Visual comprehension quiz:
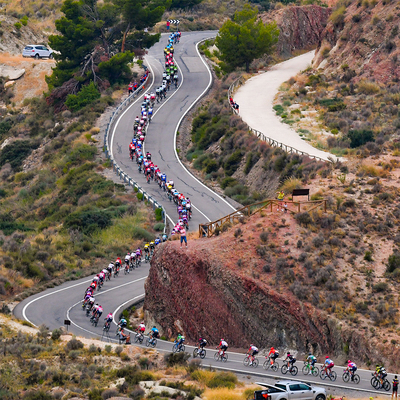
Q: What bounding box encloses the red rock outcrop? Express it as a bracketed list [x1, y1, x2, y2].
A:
[262, 6, 332, 57]
[144, 212, 400, 368]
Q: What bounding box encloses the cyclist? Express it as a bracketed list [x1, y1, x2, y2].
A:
[197, 337, 207, 355]
[162, 233, 168, 242]
[107, 262, 114, 277]
[124, 252, 130, 267]
[306, 352, 317, 374]
[176, 333, 185, 350]
[324, 356, 334, 376]
[118, 318, 127, 329]
[377, 365, 388, 385]
[217, 338, 228, 357]
[150, 241, 155, 254]
[144, 243, 150, 259]
[247, 344, 259, 366]
[347, 360, 357, 381]
[136, 321, 145, 339]
[115, 257, 122, 269]
[135, 247, 142, 259]
[104, 312, 113, 330]
[285, 352, 296, 371]
[267, 347, 279, 365]
[150, 326, 159, 340]
[148, 107, 153, 122]
[155, 237, 161, 245]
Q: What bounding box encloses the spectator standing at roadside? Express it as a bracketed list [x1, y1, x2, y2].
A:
[179, 226, 187, 248]
[128, 82, 133, 95]
[166, 20, 170, 30]
[276, 190, 285, 212]
[393, 376, 399, 399]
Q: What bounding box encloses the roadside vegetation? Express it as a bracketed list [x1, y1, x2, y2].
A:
[0, 317, 255, 400]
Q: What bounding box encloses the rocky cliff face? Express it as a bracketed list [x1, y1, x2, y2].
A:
[262, 6, 332, 57]
[144, 212, 400, 368]
[313, 0, 400, 83]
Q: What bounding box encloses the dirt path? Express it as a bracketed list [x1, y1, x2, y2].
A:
[234, 51, 339, 162]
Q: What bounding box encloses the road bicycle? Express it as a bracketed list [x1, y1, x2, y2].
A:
[320, 366, 337, 381]
[263, 356, 279, 371]
[281, 362, 298, 376]
[214, 350, 228, 362]
[145, 253, 150, 263]
[371, 372, 391, 391]
[103, 321, 111, 332]
[136, 257, 141, 268]
[172, 340, 185, 353]
[90, 314, 99, 327]
[243, 354, 259, 368]
[145, 336, 157, 348]
[134, 332, 144, 344]
[302, 361, 319, 377]
[124, 264, 130, 275]
[342, 368, 360, 384]
[192, 347, 206, 359]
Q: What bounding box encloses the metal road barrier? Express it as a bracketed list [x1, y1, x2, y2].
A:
[102, 68, 167, 231]
[227, 77, 333, 164]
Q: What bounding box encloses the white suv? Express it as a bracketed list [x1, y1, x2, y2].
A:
[253, 381, 326, 400]
[22, 45, 53, 59]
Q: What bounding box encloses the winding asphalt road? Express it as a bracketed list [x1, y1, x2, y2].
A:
[13, 33, 390, 396]
[110, 30, 236, 228]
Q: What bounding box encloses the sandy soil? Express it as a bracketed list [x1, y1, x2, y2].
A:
[0, 53, 55, 104]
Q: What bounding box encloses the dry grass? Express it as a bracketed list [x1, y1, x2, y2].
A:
[357, 163, 385, 177]
[203, 388, 247, 400]
[280, 177, 302, 193]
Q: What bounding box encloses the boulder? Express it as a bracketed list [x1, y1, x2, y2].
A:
[0, 65, 25, 80]
[4, 80, 15, 88]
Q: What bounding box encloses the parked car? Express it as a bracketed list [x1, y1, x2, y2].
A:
[22, 45, 53, 59]
[251, 381, 327, 400]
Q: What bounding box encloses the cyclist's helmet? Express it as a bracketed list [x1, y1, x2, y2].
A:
[221, 339, 224, 341]
[141, 321, 145, 324]
[309, 352, 312, 355]
[326, 356, 329, 359]
[271, 347, 274, 350]
[250, 344, 253, 346]
[348, 360, 351, 363]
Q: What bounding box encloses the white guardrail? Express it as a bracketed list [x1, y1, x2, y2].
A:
[103, 67, 167, 231]
[228, 77, 330, 163]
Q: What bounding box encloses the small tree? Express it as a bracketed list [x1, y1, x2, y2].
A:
[215, 4, 279, 72]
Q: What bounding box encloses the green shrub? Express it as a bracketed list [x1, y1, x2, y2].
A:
[51, 329, 61, 340]
[132, 226, 154, 242]
[329, 6, 346, 27]
[164, 352, 190, 367]
[66, 144, 97, 165]
[64, 208, 112, 235]
[14, 22, 22, 30]
[387, 252, 400, 273]
[23, 390, 52, 400]
[273, 104, 284, 115]
[221, 177, 238, 189]
[65, 82, 101, 112]
[347, 129, 374, 148]
[98, 52, 134, 85]
[208, 372, 237, 389]
[20, 16, 28, 26]
[0, 140, 35, 170]
[372, 282, 388, 292]
[155, 207, 163, 221]
[153, 223, 165, 231]
[224, 150, 243, 176]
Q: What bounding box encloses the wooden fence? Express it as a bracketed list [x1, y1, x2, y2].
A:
[198, 198, 327, 238]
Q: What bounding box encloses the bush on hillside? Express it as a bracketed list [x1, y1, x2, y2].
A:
[65, 82, 101, 112]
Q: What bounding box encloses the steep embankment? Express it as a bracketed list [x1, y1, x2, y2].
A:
[261, 5, 331, 57]
[313, 0, 400, 82]
[144, 206, 400, 368]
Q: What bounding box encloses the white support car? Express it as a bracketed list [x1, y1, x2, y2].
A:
[252, 381, 327, 400]
[22, 45, 53, 59]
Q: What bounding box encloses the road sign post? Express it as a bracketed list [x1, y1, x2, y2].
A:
[64, 319, 71, 332]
